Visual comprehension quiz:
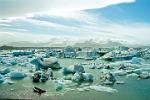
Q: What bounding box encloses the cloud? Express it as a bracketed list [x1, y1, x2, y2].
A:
[0, 31, 53, 45]
[1, 0, 150, 45]
[0, 0, 135, 18]
[0, 10, 150, 45]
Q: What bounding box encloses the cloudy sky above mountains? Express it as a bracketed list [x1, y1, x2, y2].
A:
[0, 0, 150, 46]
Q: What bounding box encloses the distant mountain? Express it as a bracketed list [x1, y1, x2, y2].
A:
[4, 39, 124, 48]
[2, 39, 150, 48]
[6, 40, 70, 47]
[0, 45, 15, 50]
[73, 40, 123, 48]
[6, 41, 47, 47]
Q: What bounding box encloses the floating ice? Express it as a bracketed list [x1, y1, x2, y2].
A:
[89, 63, 96, 69]
[55, 80, 65, 91]
[72, 72, 82, 82]
[12, 51, 33, 57]
[82, 73, 94, 82]
[0, 74, 4, 83]
[63, 46, 76, 58]
[138, 71, 150, 79]
[127, 73, 139, 78]
[31, 57, 61, 70]
[63, 64, 85, 74]
[0, 68, 10, 75]
[113, 70, 127, 76]
[100, 72, 116, 85]
[9, 71, 26, 79]
[72, 72, 94, 82]
[131, 57, 142, 64]
[89, 85, 118, 93]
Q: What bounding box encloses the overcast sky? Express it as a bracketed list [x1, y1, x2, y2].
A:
[0, 0, 150, 45]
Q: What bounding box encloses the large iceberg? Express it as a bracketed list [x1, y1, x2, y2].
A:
[102, 47, 137, 61]
[30, 57, 61, 70]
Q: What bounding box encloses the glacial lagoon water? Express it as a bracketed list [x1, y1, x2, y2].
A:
[0, 58, 150, 100]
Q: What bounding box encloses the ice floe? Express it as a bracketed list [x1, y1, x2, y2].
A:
[89, 85, 118, 93]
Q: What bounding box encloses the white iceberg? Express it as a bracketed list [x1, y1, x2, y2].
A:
[72, 72, 94, 82]
[89, 85, 118, 93]
[127, 73, 139, 78]
[72, 72, 82, 82]
[113, 70, 127, 76]
[31, 57, 61, 70]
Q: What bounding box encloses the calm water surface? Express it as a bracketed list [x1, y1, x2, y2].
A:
[0, 58, 150, 100]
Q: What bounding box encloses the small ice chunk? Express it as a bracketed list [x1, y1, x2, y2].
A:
[127, 73, 139, 78]
[116, 81, 125, 84]
[0, 74, 4, 83]
[131, 57, 142, 64]
[0, 68, 10, 74]
[113, 70, 127, 76]
[72, 72, 82, 82]
[82, 73, 94, 82]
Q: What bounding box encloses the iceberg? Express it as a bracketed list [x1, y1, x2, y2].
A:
[113, 70, 127, 76]
[30, 57, 61, 70]
[0, 68, 10, 75]
[102, 48, 137, 61]
[100, 72, 116, 85]
[63, 64, 85, 74]
[89, 63, 96, 69]
[47, 68, 53, 78]
[32, 69, 52, 83]
[12, 51, 33, 57]
[72, 72, 82, 82]
[32, 71, 41, 83]
[76, 50, 97, 60]
[0, 57, 16, 66]
[0, 74, 4, 83]
[127, 73, 139, 78]
[138, 72, 150, 79]
[130, 57, 142, 64]
[89, 85, 118, 93]
[72, 72, 94, 82]
[55, 80, 65, 91]
[63, 46, 76, 58]
[82, 73, 94, 82]
[9, 71, 26, 79]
